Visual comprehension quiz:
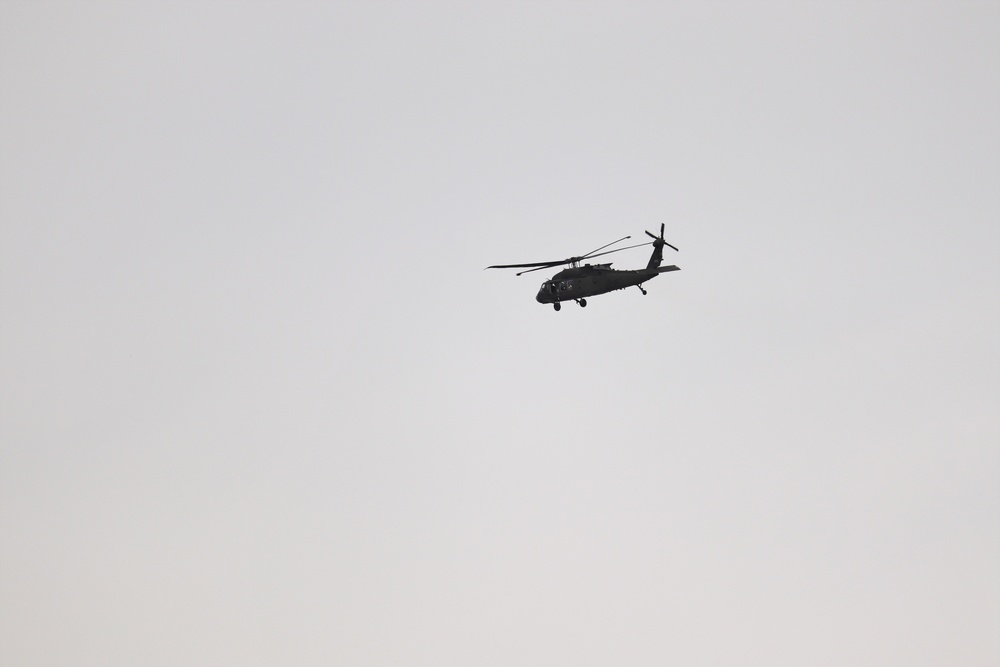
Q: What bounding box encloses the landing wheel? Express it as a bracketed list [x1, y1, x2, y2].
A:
[553, 303, 561, 312]
[578, 299, 587, 307]
[638, 286, 647, 296]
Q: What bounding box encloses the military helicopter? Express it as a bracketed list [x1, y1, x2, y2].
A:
[487, 224, 680, 311]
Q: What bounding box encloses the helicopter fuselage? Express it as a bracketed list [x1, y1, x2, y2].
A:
[536, 263, 679, 304]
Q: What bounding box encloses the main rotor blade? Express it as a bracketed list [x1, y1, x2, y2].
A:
[487, 232, 667, 275]
[581, 236, 631, 260]
[515, 264, 563, 276]
[486, 236, 632, 272]
[513, 241, 653, 274]
[486, 259, 569, 270]
[583, 241, 653, 261]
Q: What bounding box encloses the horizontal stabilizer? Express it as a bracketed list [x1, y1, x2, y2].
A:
[657, 265, 680, 273]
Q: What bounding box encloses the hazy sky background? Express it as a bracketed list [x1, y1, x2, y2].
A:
[2, 2, 998, 665]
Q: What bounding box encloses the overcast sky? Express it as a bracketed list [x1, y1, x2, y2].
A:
[1, 2, 998, 666]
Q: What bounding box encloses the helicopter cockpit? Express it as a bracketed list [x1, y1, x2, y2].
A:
[536, 280, 569, 303]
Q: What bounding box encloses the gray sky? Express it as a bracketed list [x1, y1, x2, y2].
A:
[2, 2, 998, 665]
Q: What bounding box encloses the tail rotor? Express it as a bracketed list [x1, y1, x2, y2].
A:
[644, 223, 679, 252]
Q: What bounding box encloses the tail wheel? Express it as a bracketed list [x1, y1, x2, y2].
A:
[553, 303, 561, 312]
[578, 299, 587, 307]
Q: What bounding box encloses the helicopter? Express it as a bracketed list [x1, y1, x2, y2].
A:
[487, 224, 680, 311]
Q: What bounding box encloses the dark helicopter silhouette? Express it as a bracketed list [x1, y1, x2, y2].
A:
[487, 224, 679, 311]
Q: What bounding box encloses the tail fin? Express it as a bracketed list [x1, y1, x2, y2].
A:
[646, 240, 665, 269]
